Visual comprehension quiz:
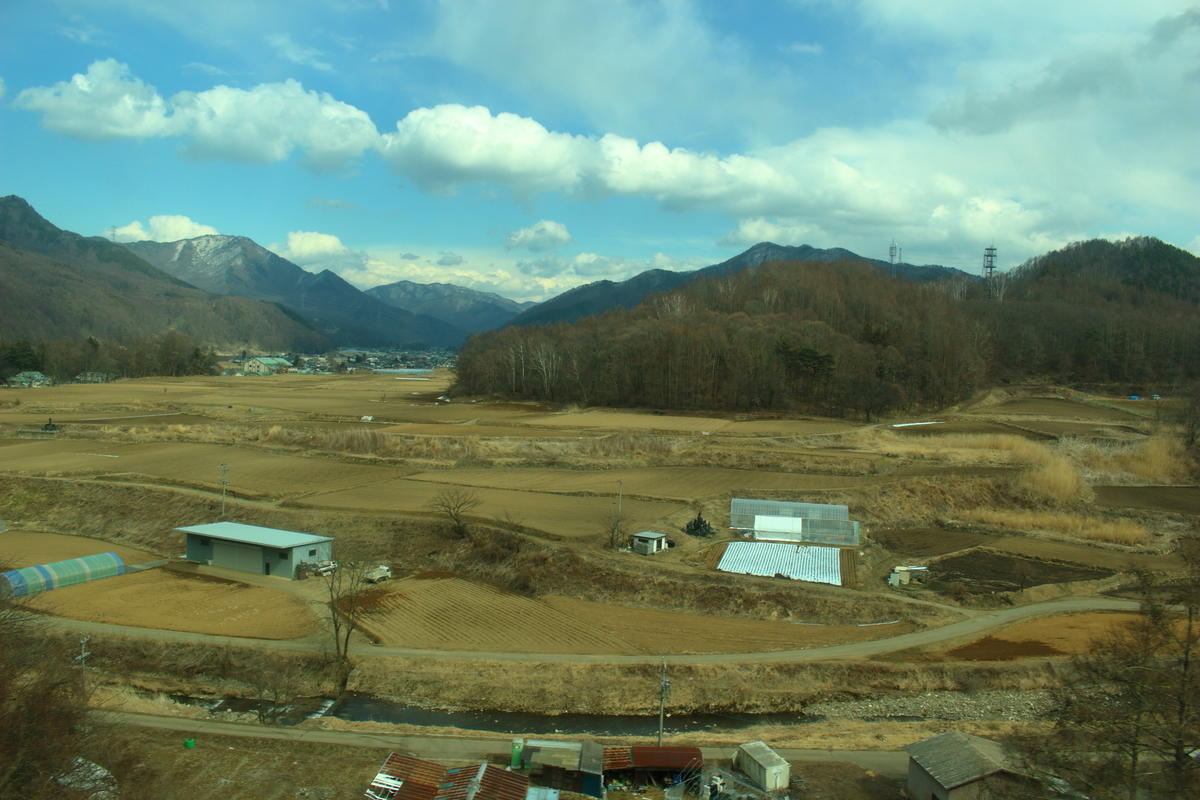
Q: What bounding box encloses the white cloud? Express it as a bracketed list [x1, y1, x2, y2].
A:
[719, 219, 822, 247]
[782, 42, 824, 55]
[266, 33, 333, 72]
[16, 60, 377, 170]
[171, 80, 377, 168]
[183, 62, 230, 77]
[505, 220, 572, 251]
[377, 104, 591, 194]
[271, 231, 352, 263]
[14, 59, 173, 140]
[105, 214, 219, 242]
[429, 0, 799, 144]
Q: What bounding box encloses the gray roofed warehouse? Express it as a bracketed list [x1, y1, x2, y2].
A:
[905, 731, 1036, 799]
[178, 522, 333, 579]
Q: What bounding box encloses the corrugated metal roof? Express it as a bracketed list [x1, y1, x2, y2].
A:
[630, 747, 704, 770]
[371, 755, 528, 800]
[602, 747, 634, 771]
[176, 522, 333, 549]
[730, 499, 849, 529]
[905, 731, 1013, 790]
[717, 541, 841, 585]
[737, 741, 788, 769]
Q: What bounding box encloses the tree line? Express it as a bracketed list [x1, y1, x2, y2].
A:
[0, 331, 217, 382]
[456, 241, 1200, 417]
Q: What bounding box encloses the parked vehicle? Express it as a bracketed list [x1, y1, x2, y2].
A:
[364, 564, 392, 584]
[311, 560, 338, 576]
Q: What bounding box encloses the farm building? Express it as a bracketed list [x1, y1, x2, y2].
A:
[0, 552, 126, 598]
[905, 731, 1039, 799]
[178, 522, 332, 579]
[631, 531, 669, 555]
[603, 746, 704, 792]
[717, 541, 842, 585]
[6, 370, 50, 388]
[517, 739, 605, 798]
[243, 356, 293, 375]
[733, 741, 789, 791]
[364, 753, 530, 800]
[729, 498, 861, 546]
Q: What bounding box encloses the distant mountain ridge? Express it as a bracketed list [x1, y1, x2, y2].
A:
[0, 196, 329, 351]
[124, 236, 465, 348]
[366, 279, 533, 334]
[509, 242, 975, 327]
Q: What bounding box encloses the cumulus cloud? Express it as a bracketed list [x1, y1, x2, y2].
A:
[505, 220, 572, 251]
[719, 219, 822, 247]
[105, 214, 219, 242]
[266, 33, 333, 72]
[437, 252, 464, 266]
[377, 104, 591, 194]
[15, 59, 173, 140]
[16, 59, 377, 169]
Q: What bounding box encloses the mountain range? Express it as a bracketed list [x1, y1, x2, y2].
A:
[0, 196, 329, 352]
[365, 280, 533, 334]
[124, 236, 463, 348]
[507, 242, 975, 327]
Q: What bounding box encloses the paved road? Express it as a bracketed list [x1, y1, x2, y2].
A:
[97, 711, 910, 777]
[43, 594, 1138, 664]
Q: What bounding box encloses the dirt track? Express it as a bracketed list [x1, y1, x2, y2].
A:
[36, 595, 1138, 664]
[98, 710, 911, 776]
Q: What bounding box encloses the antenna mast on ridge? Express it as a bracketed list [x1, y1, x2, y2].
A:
[983, 245, 997, 281]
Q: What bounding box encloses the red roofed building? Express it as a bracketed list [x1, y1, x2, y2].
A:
[365, 754, 529, 800]
[601, 746, 703, 792]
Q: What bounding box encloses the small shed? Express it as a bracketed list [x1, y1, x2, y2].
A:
[178, 522, 332, 579]
[734, 741, 789, 791]
[631, 531, 668, 555]
[906, 731, 1038, 799]
[365, 753, 529, 800]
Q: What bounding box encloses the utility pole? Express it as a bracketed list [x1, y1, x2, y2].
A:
[657, 656, 670, 746]
[218, 462, 230, 518]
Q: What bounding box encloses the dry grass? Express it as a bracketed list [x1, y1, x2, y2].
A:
[1059, 435, 1195, 484]
[1014, 455, 1091, 504]
[959, 508, 1151, 546]
[844, 429, 1056, 465]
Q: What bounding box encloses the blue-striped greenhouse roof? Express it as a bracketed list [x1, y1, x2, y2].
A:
[176, 522, 333, 549]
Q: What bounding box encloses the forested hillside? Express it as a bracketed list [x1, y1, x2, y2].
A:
[456, 238, 1200, 417]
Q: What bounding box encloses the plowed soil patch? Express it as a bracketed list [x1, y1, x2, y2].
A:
[929, 549, 1111, 594]
[1095, 485, 1200, 515]
[0, 530, 158, 568]
[356, 577, 634, 653]
[871, 527, 991, 558]
[944, 613, 1143, 660]
[20, 569, 318, 639]
[969, 398, 1133, 420]
[893, 421, 1047, 439]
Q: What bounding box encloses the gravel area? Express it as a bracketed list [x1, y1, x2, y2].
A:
[805, 689, 1054, 722]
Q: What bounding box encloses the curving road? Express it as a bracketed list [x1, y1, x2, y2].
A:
[42, 595, 1138, 664]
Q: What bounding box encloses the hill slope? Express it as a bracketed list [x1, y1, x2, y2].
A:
[0, 196, 329, 351]
[365, 280, 531, 334]
[510, 242, 974, 327]
[124, 236, 465, 348]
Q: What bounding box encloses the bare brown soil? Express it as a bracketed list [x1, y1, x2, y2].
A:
[1094, 484, 1200, 515]
[942, 612, 1142, 660]
[928, 549, 1113, 594]
[21, 568, 319, 639]
[944, 635, 1066, 660]
[968, 397, 1137, 420]
[869, 527, 991, 558]
[0, 529, 159, 567]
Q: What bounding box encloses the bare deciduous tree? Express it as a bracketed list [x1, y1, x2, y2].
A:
[429, 488, 481, 538]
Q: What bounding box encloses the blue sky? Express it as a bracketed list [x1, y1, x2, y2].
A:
[2, 0, 1197, 301]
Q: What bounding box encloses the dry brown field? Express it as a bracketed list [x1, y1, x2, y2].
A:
[965, 396, 1138, 421]
[355, 576, 915, 655]
[0, 529, 159, 567]
[20, 568, 319, 639]
[941, 612, 1141, 660]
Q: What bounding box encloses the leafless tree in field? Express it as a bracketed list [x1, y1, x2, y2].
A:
[429, 488, 481, 538]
